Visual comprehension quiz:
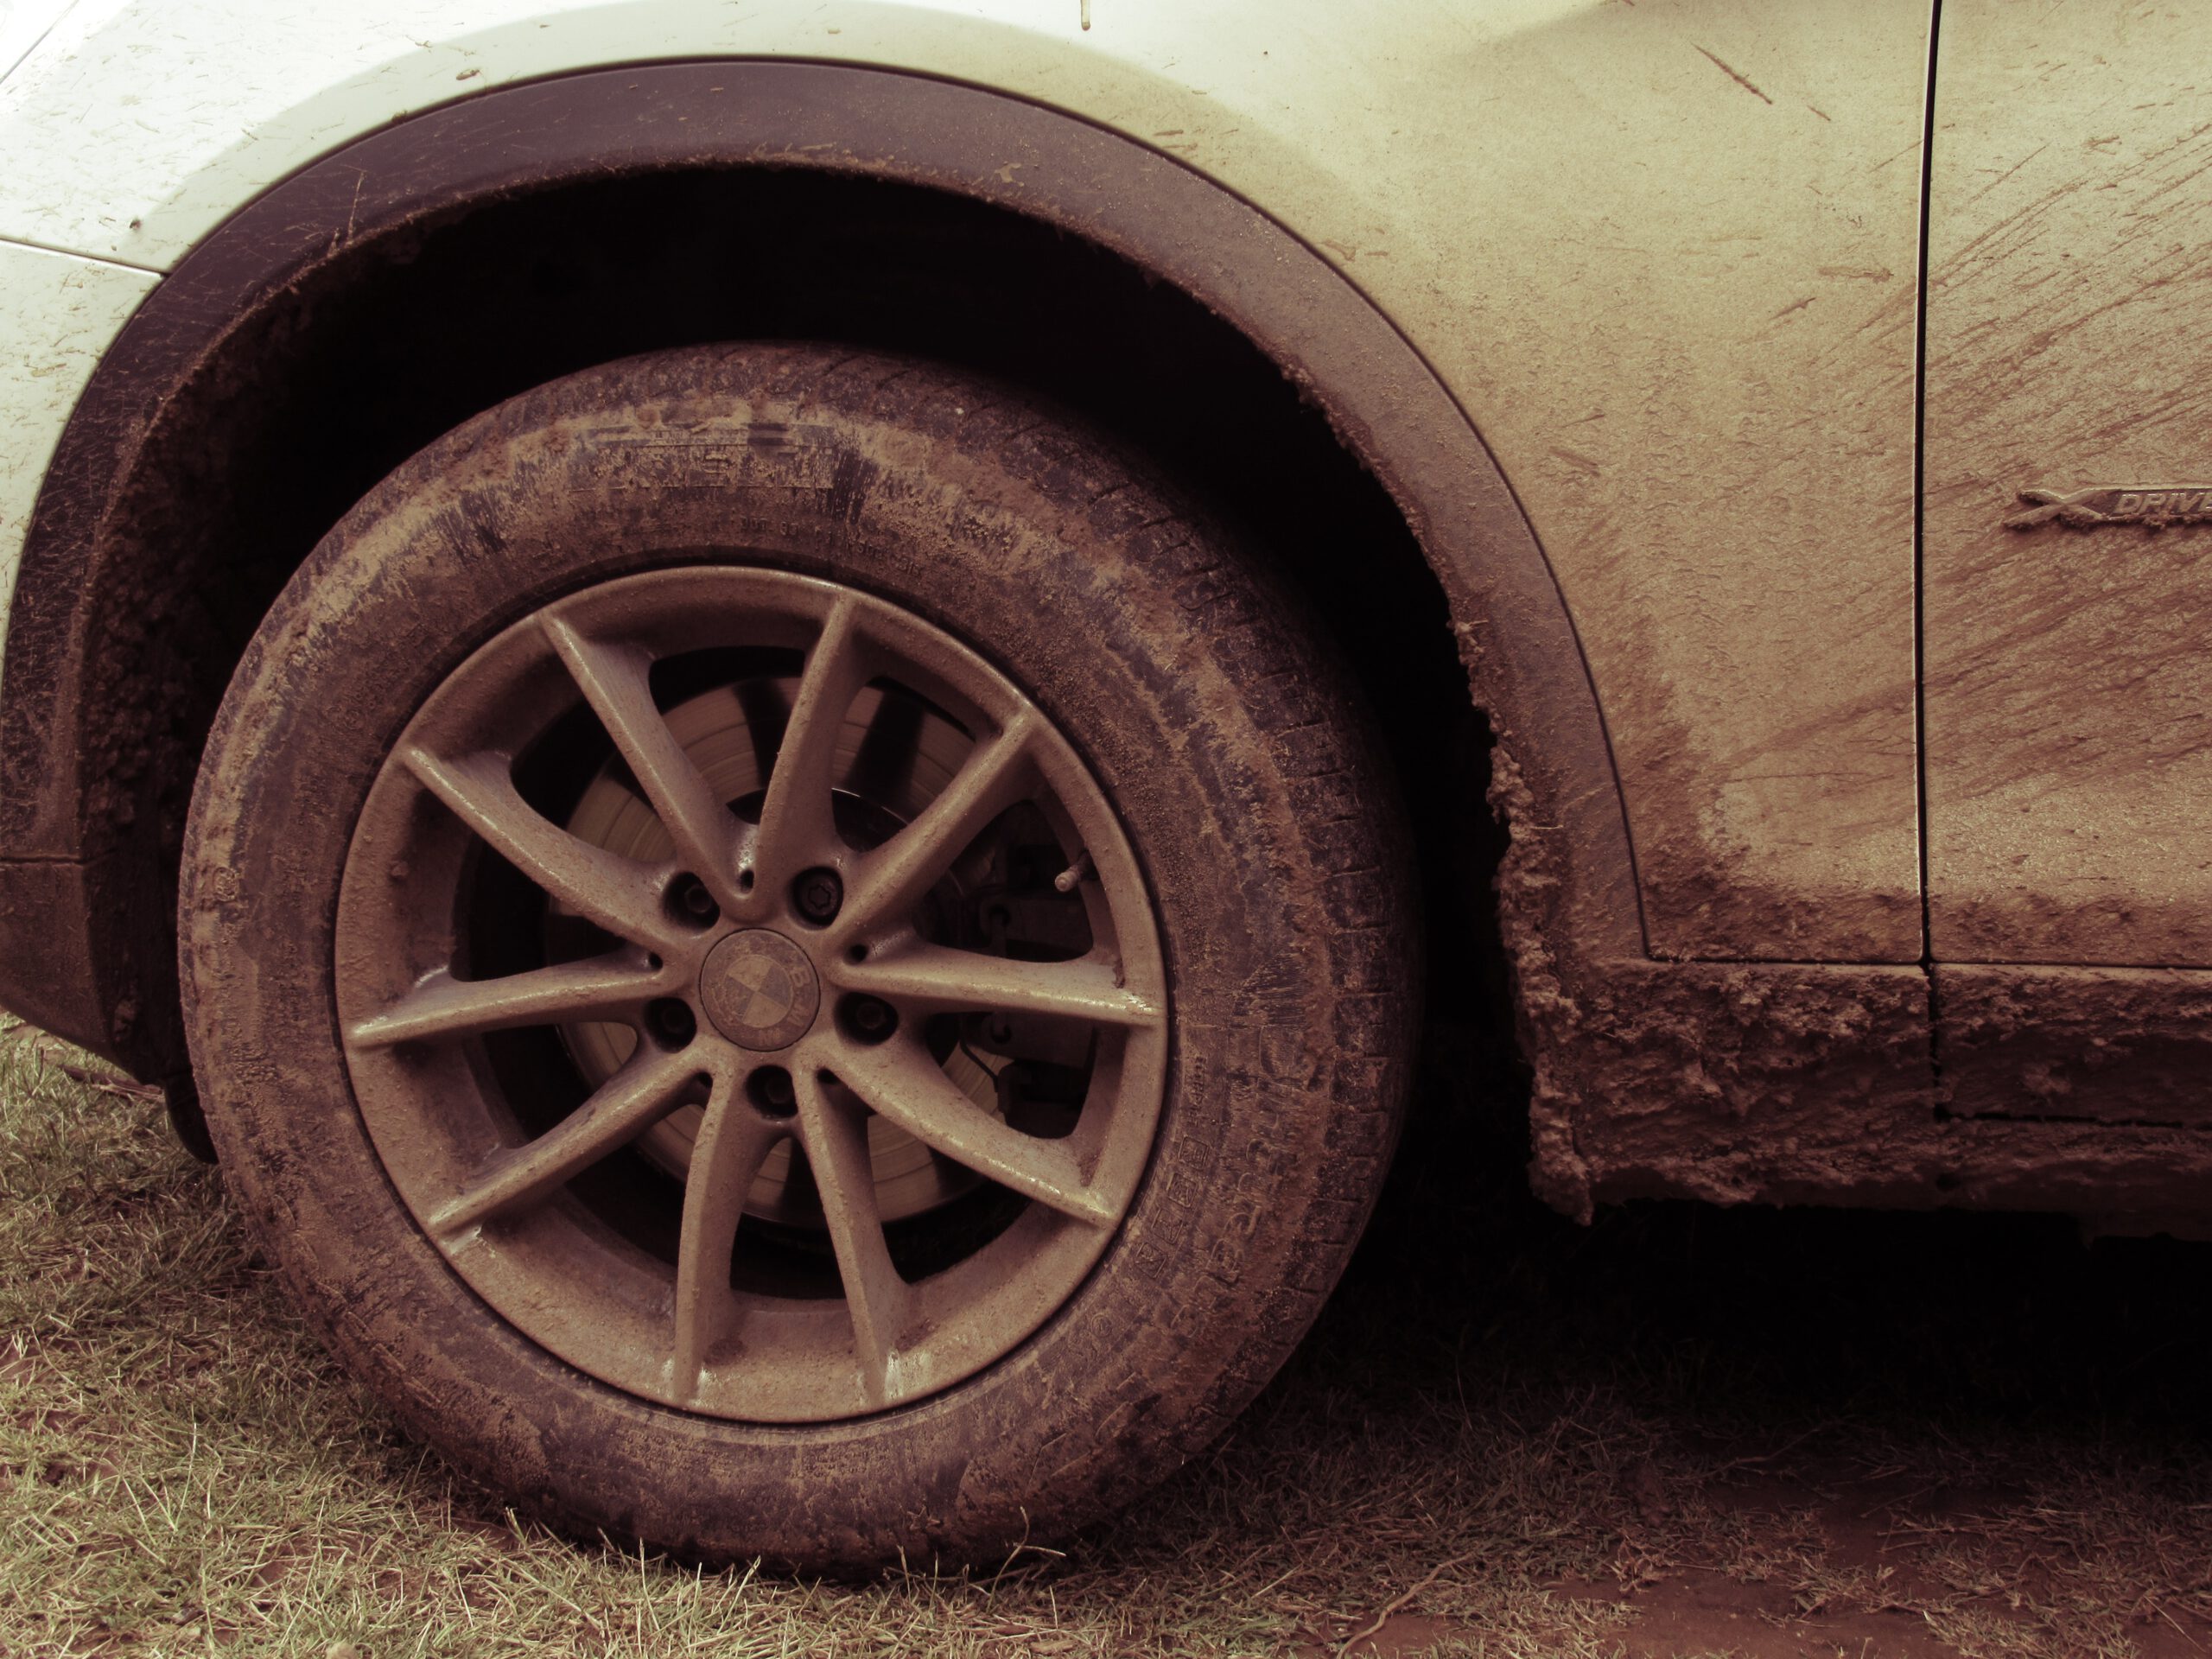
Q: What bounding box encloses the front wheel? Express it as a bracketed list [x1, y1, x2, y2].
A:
[181, 344, 1415, 1568]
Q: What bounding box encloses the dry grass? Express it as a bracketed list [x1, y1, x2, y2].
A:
[3, 1016, 2209, 1658]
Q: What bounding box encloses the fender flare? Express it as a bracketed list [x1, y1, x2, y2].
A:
[0, 60, 1642, 1071]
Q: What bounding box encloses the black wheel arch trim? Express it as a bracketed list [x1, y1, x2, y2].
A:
[0, 59, 1642, 1075]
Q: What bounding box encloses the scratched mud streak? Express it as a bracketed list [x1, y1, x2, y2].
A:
[1923, 0, 2212, 966]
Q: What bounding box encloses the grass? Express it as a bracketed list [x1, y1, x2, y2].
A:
[3, 1013, 2209, 1658]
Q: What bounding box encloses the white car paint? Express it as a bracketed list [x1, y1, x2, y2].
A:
[0, 0, 1932, 963]
[0, 0, 79, 84]
[0, 240, 156, 667]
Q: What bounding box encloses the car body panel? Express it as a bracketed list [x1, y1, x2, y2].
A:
[1923, 0, 2212, 969]
[0, 1, 82, 84]
[0, 0, 1931, 964]
[0, 242, 152, 669]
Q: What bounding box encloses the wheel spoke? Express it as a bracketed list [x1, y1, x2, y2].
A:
[403, 746, 668, 945]
[542, 614, 743, 900]
[843, 945, 1162, 1029]
[839, 711, 1040, 934]
[668, 1072, 787, 1397]
[834, 1035, 1118, 1226]
[347, 951, 661, 1049]
[795, 1069, 914, 1404]
[753, 595, 870, 882]
[427, 1045, 702, 1236]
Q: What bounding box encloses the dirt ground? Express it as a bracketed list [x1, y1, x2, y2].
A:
[1344, 1445, 2212, 1658]
[1297, 1018, 2212, 1659]
[4, 1010, 2209, 1656]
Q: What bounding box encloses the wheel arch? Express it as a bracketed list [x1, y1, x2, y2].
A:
[0, 60, 1639, 1114]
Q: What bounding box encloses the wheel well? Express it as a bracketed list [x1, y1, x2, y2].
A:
[44, 166, 1503, 1079]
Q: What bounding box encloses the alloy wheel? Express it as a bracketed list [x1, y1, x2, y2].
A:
[334, 567, 1168, 1422]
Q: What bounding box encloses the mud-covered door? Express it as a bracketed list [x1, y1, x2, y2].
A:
[1923, 0, 2212, 968]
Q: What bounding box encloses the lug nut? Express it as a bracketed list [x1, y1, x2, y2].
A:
[747, 1066, 797, 1116]
[793, 868, 843, 925]
[645, 998, 696, 1050]
[841, 995, 897, 1045]
[664, 873, 720, 929]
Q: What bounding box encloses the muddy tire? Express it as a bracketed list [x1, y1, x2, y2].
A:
[179, 344, 1414, 1570]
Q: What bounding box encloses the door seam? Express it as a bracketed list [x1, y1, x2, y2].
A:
[1914, 0, 1947, 1115]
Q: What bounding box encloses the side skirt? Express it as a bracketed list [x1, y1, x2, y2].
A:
[1523, 958, 2212, 1236]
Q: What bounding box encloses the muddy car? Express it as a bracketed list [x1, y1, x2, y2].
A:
[0, 0, 2202, 1570]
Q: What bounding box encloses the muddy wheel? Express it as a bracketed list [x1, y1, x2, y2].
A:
[180, 344, 1414, 1569]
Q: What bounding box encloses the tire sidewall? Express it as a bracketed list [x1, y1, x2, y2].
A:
[181, 345, 1410, 1567]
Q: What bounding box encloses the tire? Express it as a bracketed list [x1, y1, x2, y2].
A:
[180, 343, 1415, 1570]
